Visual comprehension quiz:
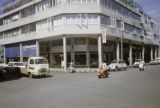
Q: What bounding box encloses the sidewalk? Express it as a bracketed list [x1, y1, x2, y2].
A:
[49, 66, 132, 73]
[49, 68, 97, 73]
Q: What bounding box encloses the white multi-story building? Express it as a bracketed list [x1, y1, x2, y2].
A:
[0, 0, 160, 70]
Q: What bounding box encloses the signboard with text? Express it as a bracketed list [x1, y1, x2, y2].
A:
[102, 29, 106, 43]
[22, 41, 36, 57]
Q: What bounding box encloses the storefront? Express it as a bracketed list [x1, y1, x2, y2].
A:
[41, 37, 115, 68]
[5, 40, 37, 63]
[5, 43, 20, 63]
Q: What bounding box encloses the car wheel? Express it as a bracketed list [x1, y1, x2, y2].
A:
[28, 73, 33, 78]
[115, 66, 118, 71]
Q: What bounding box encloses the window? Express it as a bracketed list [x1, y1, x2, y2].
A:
[101, 15, 111, 26]
[74, 38, 86, 45]
[89, 38, 97, 45]
[30, 59, 34, 64]
[8, 63, 13, 66]
[0, 33, 3, 39]
[110, 17, 116, 28]
[52, 39, 63, 46]
[35, 59, 48, 64]
[0, 19, 3, 26]
[101, 0, 141, 21]
[21, 5, 35, 18]
[35, 0, 51, 13]
[21, 23, 36, 34]
[75, 53, 86, 66]
[54, 16, 63, 26]
[116, 20, 122, 29]
[4, 28, 20, 38]
[36, 19, 48, 31]
[88, 14, 98, 24]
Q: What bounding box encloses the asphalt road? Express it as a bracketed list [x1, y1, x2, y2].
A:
[0, 65, 160, 108]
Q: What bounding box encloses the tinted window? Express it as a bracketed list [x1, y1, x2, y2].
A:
[35, 59, 48, 64]
[14, 62, 24, 66]
[8, 63, 13, 66]
[30, 59, 34, 64]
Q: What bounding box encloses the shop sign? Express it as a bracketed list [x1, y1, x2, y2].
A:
[22, 41, 36, 57]
[102, 29, 106, 43]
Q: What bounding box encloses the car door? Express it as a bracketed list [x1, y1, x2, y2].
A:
[28, 59, 35, 73]
[119, 60, 125, 68]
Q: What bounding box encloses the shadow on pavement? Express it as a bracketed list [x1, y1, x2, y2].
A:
[0, 73, 22, 82]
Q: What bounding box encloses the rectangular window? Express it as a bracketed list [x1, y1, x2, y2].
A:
[116, 20, 122, 29]
[75, 52, 86, 66]
[22, 23, 36, 34]
[74, 38, 86, 45]
[101, 15, 111, 26]
[101, 0, 141, 21]
[0, 33, 3, 39]
[110, 17, 116, 28]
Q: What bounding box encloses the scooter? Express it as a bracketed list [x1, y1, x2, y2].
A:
[67, 65, 76, 73]
[97, 69, 109, 79]
[139, 63, 145, 71]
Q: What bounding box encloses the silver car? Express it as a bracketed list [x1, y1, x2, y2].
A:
[108, 59, 127, 71]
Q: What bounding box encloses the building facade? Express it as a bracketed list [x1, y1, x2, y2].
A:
[0, 0, 160, 70]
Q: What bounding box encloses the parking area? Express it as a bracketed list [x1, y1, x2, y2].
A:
[0, 65, 160, 108]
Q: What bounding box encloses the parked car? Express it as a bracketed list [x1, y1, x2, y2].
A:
[3, 62, 25, 75]
[133, 59, 145, 68]
[156, 58, 160, 64]
[108, 59, 127, 71]
[149, 58, 160, 65]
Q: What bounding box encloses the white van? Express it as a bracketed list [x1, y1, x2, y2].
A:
[20, 57, 49, 78]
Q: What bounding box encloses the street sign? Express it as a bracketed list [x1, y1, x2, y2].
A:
[102, 29, 106, 43]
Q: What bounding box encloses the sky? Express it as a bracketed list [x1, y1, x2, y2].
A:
[0, 0, 160, 21]
[134, 0, 160, 21]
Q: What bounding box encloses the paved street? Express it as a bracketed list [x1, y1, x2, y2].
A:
[0, 65, 160, 108]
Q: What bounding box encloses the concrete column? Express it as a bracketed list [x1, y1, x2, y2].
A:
[129, 44, 133, 66]
[157, 46, 160, 57]
[20, 43, 23, 62]
[71, 38, 75, 64]
[3, 47, 6, 64]
[49, 41, 53, 67]
[116, 41, 120, 61]
[86, 38, 90, 67]
[151, 46, 153, 60]
[142, 45, 145, 61]
[97, 0, 101, 6]
[36, 40, 39, 56]
[63, 36, 67, 71]
[155, 46, 158, 59]
[120, 33, 123, 60]
[98, 35, 102, 67]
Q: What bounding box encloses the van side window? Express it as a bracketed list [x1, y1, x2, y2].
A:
[30, 59, 34, 64]
[8, 63, 13, 66]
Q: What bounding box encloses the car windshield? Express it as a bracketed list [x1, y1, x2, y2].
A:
[35, 59, 48, 64]
[15, 63, 24, 66]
